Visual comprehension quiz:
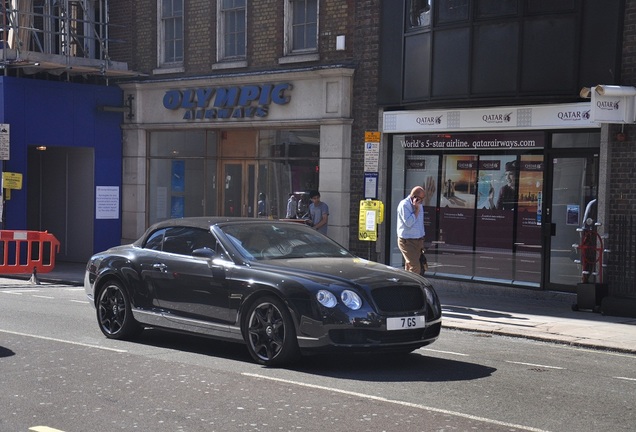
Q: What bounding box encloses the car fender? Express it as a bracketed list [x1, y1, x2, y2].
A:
[233, 276, 314, 332]
[93, 257, 150, 310]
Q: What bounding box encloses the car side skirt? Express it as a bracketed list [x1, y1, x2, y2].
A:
[132, 309, 244, 342]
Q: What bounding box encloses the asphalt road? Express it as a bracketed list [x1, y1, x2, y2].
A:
[1, 283, 635, 432]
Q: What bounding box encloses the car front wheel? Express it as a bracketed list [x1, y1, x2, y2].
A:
[97, 281, 141, 339]
[244, 296, 300, 366]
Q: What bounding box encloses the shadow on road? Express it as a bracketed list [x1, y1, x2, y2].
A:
[0, 345, 16, 358]
[131, 328, 496, 383]
[134, 328, 253, 362]
[291, 351, 496, 383]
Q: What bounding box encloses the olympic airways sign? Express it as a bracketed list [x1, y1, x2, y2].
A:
[163, 83, 293, 121]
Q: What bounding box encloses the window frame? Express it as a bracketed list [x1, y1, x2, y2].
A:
[284, 0, 319, 55]
[157, 0, 184, 68]
[217, 0, 247, 62]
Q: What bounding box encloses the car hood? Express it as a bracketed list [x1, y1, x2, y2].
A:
[250, 257, 427, 288]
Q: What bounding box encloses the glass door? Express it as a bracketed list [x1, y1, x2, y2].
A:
[221, 161, 256, 217]
[544, 153, 599, 291]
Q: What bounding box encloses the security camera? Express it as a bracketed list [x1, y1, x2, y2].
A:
[594, 85, 636, 97]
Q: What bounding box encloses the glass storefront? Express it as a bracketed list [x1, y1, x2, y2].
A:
[147, 128, 319, 226]
[390, 130, 600, 289]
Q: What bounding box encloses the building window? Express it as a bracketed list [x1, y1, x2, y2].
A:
[159, 0, 184, 65]
[437, 0, 469, 24]
[218, 0, 246, 60]
[407, 0, 432, 29]
[286, 0, 318, 54]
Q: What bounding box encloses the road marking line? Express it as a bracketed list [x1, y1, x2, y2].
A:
[0, 329, 127, 353]
[506, 360, 564, 370]
[70, 299, 89, 304]
[243, 373, 549, 432]
[1, 289, 43, 294]
[421, 348, 469, 356]
[30, 427, 66, 432]
[32, 295, 55, 299]
[614, 376, 636, 382]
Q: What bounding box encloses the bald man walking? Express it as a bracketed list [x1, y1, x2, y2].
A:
[396, 186, 426, 274]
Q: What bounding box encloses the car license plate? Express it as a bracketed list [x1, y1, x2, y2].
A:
[387, 316, 425, 331]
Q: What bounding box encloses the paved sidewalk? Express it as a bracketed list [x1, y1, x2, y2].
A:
[5, 262, 636, 354]
[434, 279, 636, 354]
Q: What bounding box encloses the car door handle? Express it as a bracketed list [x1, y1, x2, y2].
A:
[152, 263, 168, 272]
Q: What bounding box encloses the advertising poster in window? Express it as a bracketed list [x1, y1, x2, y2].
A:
[405, 155, 439, 239]
[439, 154, 477, 247]
[516, 155, 544, 249]
[171, 161, 185, 218]
[171, 196, 184, 218]
[171, 160, 185, 192]
[475, 155, 517, 249]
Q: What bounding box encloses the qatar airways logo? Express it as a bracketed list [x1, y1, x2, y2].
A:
[482, 112, 512, 124]
[596, 100, 620, 111]
[557, 110, 590, 121]
[416, 115, 443, 126]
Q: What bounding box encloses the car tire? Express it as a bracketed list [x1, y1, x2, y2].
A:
[243, 296, 300, 366]
[97, 280, 142, 340]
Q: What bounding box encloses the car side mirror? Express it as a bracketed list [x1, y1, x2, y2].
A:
[192, 247, 216, 259]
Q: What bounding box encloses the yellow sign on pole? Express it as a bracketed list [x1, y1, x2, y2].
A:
[365, 131, 381, 142]
[358, 199, 384, 241]
[2, 172, 23, 190]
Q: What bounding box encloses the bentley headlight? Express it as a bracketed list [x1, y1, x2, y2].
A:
[341, 290, 362, 310]
[424, 286, 441, 315]
[316, 290, 338, 308]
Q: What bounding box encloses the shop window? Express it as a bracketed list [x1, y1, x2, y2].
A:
[476, 0, 517, 18]
[552, 132, 600, 148]
[158, 0, 184, 66]
[148, 131, 217, 225]
[390, 133, 544, 286]
[437, 0, 469, 24]
[257, 129, 320, 219]
[148, 128, 319, 224]
[218, 0, 246, 60]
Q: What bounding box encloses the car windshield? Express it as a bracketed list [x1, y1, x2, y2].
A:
[220, 222, 352, 260]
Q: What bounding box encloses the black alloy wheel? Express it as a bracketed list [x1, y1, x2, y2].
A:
[97, 281, 141, 339]
[244, 296, 300, 366]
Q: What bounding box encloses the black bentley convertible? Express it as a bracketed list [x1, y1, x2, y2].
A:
[85, 217, 442, 366]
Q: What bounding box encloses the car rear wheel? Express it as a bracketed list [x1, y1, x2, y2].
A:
[244, 296, 300, 366]
[97, 281, 141, 339]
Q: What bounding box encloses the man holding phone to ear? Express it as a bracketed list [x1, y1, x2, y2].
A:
[397, 186, 426, 274]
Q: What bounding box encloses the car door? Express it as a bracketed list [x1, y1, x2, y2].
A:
[149, 227, 232, 323]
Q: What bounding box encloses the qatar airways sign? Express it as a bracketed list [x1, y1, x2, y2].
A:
[383, 103, 599, 133]
[590, 85, 636, 123]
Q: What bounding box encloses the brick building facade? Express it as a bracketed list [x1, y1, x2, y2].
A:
[607, 0, 636, 305]
[105, 0, 380, 259]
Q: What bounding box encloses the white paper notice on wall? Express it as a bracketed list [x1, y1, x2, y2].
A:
[0, 124, 10, 161]
[96, 186, 120, 219]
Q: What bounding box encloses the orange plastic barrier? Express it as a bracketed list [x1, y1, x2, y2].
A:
[0, 230, 60, 274]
